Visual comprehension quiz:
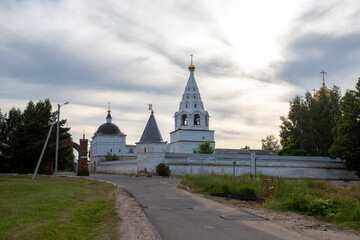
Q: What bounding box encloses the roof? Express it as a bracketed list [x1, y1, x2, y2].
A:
[139, 113, 163, 142]
[97, 123, 122, 135]
[315, 82, 332, 99]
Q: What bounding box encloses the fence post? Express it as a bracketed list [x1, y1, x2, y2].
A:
[251, 152, 256, 176]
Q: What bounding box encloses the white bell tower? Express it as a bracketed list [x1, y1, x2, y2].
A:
[168, 55, 215, 153]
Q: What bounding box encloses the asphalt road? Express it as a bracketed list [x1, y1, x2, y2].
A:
[88, 174, 309, 240]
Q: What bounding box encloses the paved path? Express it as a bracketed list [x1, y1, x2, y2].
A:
[87, 174, 311, 240]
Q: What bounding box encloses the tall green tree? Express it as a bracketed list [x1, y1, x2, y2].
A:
[329, 78, 360, 177]
[261, 134, 280, 150]
[279, 86, 341, 156]
[0, 99, 74, 173]
[0, 107, 22, 171]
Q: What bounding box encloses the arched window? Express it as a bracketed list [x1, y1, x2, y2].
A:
[205, 114, 209, 126]
[187, 95, 189, 99]
[194, 104, 197, 108]
[110, 148, 112, 153]
[144, 148, 146, 153]
[119, 149, 121, 152]
[182, 114, 188, 125]
[186, 104, 188, 108]
[194, 114, 200, 125]
[194, 95, 196, 99]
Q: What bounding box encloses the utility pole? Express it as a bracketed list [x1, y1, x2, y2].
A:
[32, 113, 57, 180]
[54, 102, 69, 181]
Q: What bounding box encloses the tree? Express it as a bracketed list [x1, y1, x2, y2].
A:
[0, 99, 74, 173]
[279, 86, 341, 156]
[196, 141, 214, 154]
[329, 78, 360, 177]
[277, 140, 307, 156]
[261, 134, 280, 150]
[0, 107, 22, 172]
[242, 145, 251, 150]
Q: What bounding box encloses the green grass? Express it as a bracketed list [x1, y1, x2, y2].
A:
[181, 173, 360, 231]
[0, 175, 120, 240]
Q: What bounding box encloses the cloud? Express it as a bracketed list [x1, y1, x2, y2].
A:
[3, 0, 360, 149]
[272, 1, 360, 91]
[275, 32, 360, 87]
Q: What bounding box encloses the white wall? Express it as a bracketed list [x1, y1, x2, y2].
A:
[92, 152, 359, 180]
[96, 159, 137, 174]
[165, 153, 358, 180]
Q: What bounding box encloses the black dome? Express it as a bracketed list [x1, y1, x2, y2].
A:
[97, 123, 121, 135]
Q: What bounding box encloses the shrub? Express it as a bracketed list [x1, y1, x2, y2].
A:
[105, 153, 120, 161]
[305, 199, 338, 216]
[156, 163, 171, 176]
[283, 190, 309, 212]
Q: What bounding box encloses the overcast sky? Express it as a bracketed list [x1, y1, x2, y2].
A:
[1, 0, 360, 149]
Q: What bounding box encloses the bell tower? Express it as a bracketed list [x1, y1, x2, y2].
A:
[169, 56, 215, 153]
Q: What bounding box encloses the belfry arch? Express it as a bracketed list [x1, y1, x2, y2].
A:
[63, 135, 88, 175]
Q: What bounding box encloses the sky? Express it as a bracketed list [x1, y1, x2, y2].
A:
[1, 0, 360, 149]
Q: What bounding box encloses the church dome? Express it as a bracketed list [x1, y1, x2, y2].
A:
[96, 123, 121, 135]
[314, 82, 331, 100]
[95, 106, 124, 135]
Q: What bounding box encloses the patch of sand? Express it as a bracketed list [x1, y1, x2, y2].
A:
[116, 187, 161, 240]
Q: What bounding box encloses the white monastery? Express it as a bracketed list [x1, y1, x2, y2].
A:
[90, 57, 214, 163]
[87, 59, 357, 180]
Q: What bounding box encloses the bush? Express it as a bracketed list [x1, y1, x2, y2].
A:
[305, 199, 338, 216]
[105, 153, 120, 161]
[283, 190, 309, 212]
[156, 163, 171, 176]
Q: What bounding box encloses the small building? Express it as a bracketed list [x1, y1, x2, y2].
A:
[89, 107, 135, 164]
[136, 110, 167, 173]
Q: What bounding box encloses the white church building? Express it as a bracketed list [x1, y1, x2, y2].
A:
[90, 57, 214, 164]
[89, 107, 136, 163]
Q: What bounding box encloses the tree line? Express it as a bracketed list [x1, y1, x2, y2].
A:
[0, 99, 74, 173]
[271, 78, 360, 176]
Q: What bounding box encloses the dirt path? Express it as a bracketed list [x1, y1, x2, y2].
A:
[116, 187, 161, 240]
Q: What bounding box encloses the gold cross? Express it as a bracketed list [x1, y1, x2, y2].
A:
[148, 104, 153, 113]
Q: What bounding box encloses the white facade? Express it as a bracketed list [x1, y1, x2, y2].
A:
[168, 59, 215, 153]
[90, 109, 136, 164]
[90, 135, 135, 159]
[136, 142, 167, 173]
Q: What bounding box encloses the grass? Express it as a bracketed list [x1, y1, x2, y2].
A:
[181, 173, 360, 231]
[0, 175, 120, 240]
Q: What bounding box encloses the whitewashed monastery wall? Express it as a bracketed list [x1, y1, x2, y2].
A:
[95, 153, 358, 180]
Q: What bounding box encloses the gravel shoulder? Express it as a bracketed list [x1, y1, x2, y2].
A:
[115, 187, 161, 240]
